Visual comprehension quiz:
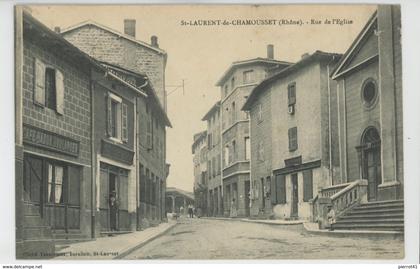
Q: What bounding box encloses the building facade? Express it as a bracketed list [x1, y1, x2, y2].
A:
[192, 131, 208, 216]
[243, 51, 341, 220]
[216, 45, 291, 217]
[16, 10, 104, 257]
[202, 102, 223, 217]
[62, 19, 171, 230]
[331, 6, 403, 201]
[15, 10, 172, 258]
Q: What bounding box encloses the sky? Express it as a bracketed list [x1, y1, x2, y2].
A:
[29, 4, 377, 192]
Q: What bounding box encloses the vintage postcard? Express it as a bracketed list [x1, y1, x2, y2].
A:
[14, 4, 405, 261]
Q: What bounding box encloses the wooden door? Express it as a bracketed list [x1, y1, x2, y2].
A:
[365, 147, 381, 201]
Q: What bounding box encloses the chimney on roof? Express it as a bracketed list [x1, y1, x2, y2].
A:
[267, 44, 274, 59]
[301, 52, 310, 59]
[124, 19, 136, 38]
[54, 27, 61, 33]
[151, 35, 159, 48]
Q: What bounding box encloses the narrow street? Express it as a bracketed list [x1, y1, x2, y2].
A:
[125, 218, 404, 260]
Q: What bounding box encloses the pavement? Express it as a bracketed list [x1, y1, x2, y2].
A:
[124, 217, 404, 259]
[52, 220, 177, 260]
[205, 216, 403, 238]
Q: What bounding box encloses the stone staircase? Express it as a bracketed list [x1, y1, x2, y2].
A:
[332, 200, 404, 232]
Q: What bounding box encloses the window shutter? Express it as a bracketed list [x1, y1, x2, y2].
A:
[276, 174, 286, 204]
[288, 127, 297, 151]
[34, 58, 46, 106]
[288, 84, 296, 105]
[55, 69, 65, 115]
[303, 169, 313, 202]
[106, 95, 112, 136]
[271, 176, 276, 204]
[121, 103, 128, 142]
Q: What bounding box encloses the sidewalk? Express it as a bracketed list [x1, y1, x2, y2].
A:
[303, 222, 404, 239]
[53, 220, 177, 260]
[204, 216, 304, 225]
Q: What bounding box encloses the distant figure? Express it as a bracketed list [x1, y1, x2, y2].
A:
[327, 206, 336, 231]
[230, 198, 238, 218]
[109, 190, 119, 231]
[188, 204, 194, 218]
[179, 206, 184, 216]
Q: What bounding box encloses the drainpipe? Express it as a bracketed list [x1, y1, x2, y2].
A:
[90, 72, 96, 238]
[136, 79, 148, 228]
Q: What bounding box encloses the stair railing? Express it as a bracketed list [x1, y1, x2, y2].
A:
[311, 179, 368, 229]
[329, 179, 368, 217]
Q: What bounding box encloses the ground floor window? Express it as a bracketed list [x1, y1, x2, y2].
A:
[23, 153, 81, 230]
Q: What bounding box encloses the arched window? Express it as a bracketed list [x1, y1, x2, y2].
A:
[362, 126, 380, 145]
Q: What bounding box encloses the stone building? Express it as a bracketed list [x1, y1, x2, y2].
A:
[331, 5, 403, 202]
[15, 10, 103, 257]
[216, 45, 291, 217]
[90, 62, 170, 233]
[316, 6, 403, 231]
[202, 102, 223, 217]
[61, 19, 171, 230]
[192, 131, 208, 216]
[15, 10, 172, 258]
[243, 51, 341, 220]
[61, 19, 168, 112]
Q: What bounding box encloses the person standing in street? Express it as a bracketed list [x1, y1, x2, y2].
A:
[109, 190, 119, 231]
[188, 204, 194, 218]
[230, 198, 238, 218]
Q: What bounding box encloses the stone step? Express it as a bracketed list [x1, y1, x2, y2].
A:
[332, 223, 404, 231]
[352, 203, 403, 211]
[335, 218, 403, 224]
[52, 232, 86, 240]
[346, 207, 403, 215]
[23, 214, 45, 227]
[100, 230, 133, 237]
[23, 203, 41, 215]
[339, 213, 404, 220]
[359, 200, 403, 206]
[23, 226, 53, 240]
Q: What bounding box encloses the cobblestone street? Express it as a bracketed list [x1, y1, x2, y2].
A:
[124, 218, 404, 260]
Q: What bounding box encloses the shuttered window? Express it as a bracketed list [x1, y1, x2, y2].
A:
[106, 93, 124, 142]
[288, 82, 296, 105]
[33, 58, 65, 114]
[34, 58, 46, 106]
[271, 176, 276, 204]
[303, 169, 313, 202]
[55, 70, 64, 114]
[121, 103, 128, 142]
[45, 68, 56, 110]
[288, 127, 298, 151]
[276, 174, 286, 204]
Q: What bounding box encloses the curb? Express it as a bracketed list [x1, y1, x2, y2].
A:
[302, 223, 404, 239]
[202, 217, 304, 226]
[113, 222, 178, 259]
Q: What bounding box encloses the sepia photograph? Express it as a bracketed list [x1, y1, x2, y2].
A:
[9, 2, 416, 263]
